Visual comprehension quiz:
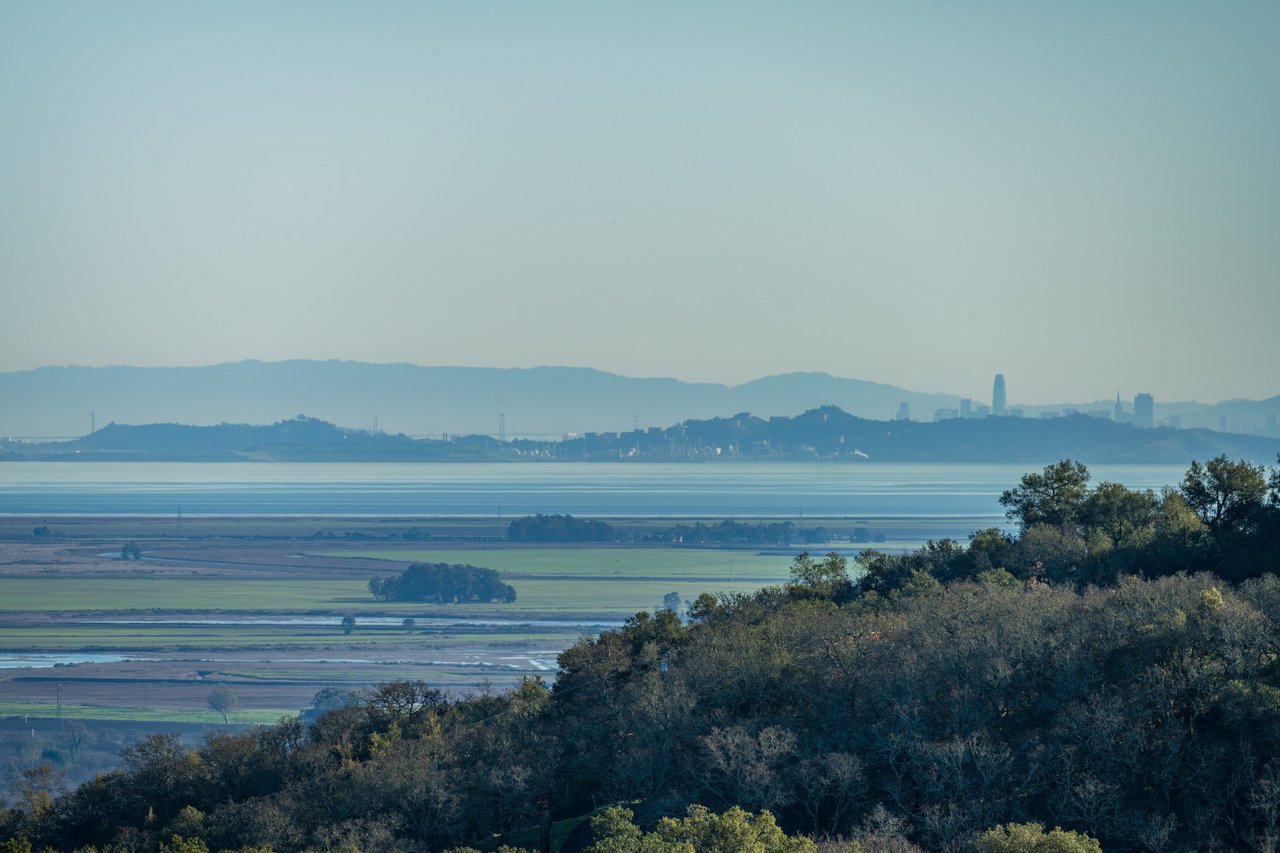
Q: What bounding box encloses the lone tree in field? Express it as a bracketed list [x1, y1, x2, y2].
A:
[208, 686, 238, 724]
[341, 615, 356, 635]
[61, 720, 89, 761]
[120, 541, 143, 560]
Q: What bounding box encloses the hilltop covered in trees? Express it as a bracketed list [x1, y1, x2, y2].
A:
[4, 456, 1280, 853]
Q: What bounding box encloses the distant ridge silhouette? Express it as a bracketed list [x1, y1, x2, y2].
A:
[0, 360, 1275, 440]
[6, 407, 1278, 465]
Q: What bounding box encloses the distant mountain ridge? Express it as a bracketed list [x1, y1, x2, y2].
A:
[0, 360, 1276, 439]
[0, 361, 963, 438]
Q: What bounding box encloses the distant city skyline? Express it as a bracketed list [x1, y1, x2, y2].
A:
[926, 375, 1176, 427]
[2, 4, 1278, 403]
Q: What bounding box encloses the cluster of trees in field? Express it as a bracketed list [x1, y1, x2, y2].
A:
[368, 563, 516, 604]
[506, 514, 617, 542]
[4, 456, 1279, 853]
[653, 520, 829, 547]
[505, 515, 837, 546]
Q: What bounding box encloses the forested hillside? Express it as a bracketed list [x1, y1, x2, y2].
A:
[4, 456, 1280, 853]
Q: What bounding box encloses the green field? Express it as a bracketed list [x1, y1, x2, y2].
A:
[323, 546, 799, 613]
[0, 572, 778, 618]
[0, 701, 292, 725]
[0, 540, 815, 726]
[0, 577, 369, 612]
[0, 547, 801, 616]
[327, 546, 795, 580]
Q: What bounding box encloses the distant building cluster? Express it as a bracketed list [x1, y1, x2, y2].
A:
[923, 376, 1161, 429]
[992, 374, 1007, 417]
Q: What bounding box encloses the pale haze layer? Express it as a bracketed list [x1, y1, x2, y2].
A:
[2, 2, 1277, 405]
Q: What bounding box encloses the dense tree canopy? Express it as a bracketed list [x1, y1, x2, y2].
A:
[583, 804, 817, 853]
[1180, 455, 1269, 533]
[998, 460, 1092, 530]
[657, 521, 803, 547]
[507, 515, 616, 543]
[973, 824, 1102, 853]
[869, 455, 1280, 592]
[369, 563, 516, 604]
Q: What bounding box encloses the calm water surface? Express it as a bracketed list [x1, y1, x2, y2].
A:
[0, 461, 1187, 517]
[0, 652, 153, 669]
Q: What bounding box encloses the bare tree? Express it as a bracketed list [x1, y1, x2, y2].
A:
[208, 685, 238, 724]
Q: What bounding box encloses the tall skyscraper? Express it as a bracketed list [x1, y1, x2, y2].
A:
[1134, 393, 1154, 429]
[992, 374, 1007, 417]
[1114, 392, 1122, 422]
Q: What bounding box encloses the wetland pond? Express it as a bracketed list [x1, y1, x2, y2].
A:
[0, 652, 154, 669]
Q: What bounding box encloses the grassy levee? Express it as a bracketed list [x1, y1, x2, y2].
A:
[0, 577, 366, 611]
[0, 623, 586, 651]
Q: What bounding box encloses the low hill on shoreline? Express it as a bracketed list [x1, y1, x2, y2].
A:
[4, 407, 1277, 464]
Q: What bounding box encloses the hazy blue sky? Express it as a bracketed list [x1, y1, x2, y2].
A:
[2, 2, 1277, 404]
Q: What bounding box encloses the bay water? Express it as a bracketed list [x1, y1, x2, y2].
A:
[0, 461, 1188, 518]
